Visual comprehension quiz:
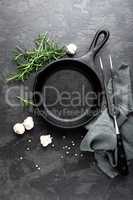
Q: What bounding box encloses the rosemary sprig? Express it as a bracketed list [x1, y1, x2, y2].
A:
[16, 96, 34, 108]
[7, 33, 66, 81]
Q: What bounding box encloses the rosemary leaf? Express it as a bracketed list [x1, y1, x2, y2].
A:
[16, 96, 34, 108]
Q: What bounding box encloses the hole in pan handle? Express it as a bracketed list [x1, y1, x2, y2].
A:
[89, 29, 110, 57]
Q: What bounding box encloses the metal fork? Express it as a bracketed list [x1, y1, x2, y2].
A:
[99, 56, 129, 176]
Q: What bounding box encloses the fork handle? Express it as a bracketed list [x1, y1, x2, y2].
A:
[117, 134, 129, 176]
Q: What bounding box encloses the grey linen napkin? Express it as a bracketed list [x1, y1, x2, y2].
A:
[80, 64, 133, 178]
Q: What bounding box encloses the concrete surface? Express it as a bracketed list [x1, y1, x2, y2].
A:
[0, 0, 133, 199]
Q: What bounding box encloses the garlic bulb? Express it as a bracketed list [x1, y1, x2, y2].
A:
[13, 123, 25, 135]
[40, 135, 52, 147]
[23, 116, 34, 130]
[66, 43, 77, 55]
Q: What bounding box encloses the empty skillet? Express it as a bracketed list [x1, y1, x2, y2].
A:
[33, 30, 110, 128]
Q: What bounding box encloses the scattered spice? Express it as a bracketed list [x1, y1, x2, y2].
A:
[51, 144, 55, 147]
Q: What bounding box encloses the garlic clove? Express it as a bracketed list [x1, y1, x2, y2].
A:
[13, 123, 25, 135]
[23, 116, 34, 130]
[25, 116, 33, 121]
[66, 43, 77, 55]
[40, 135, 52, 147]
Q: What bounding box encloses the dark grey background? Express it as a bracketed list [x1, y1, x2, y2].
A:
[0, 0, 133, 199]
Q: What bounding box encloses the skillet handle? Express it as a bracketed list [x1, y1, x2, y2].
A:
[89, 29, 110, 58]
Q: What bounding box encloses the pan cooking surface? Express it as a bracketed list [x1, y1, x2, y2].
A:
[43, 67, 95, 120]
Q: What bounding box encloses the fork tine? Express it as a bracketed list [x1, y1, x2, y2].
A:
[109, 55, 113, 70]
[99, 57, 104, 70]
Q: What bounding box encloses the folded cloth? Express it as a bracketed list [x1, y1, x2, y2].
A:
[80, 64, 133, 178]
